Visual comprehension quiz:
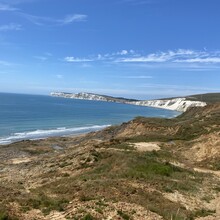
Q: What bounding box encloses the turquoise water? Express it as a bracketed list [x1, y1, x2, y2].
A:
[0, 93, 179, 144]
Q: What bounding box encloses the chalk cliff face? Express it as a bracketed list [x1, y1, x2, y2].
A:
[51, 92, 109, 101]
[51, 92, 207, 112]
[129, 98, 207, 112]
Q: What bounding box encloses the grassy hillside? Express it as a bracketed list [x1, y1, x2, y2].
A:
[159, 92, 220, 103]
[0, 103, 220, 220]
[185, 93, 220, 103]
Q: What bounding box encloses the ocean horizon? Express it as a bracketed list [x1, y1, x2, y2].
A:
[0, 93, 180, 145]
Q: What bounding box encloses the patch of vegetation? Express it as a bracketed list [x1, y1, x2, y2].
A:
[62, 173, 70, 177]
[22, 148, 51, 155]
[23, 193, 69, 215]
[186, 93, 220, 103]
[95, 207, 103, 214]
[0, 211, 18, 220]
[90, 150, 102, 162]
[201, 195, 214, 203]
[82, 213, 95, 220]
[95, 200, 108, 207]
[214, 186, 220, 192]
[79, 194, 94, 202]
[174, 123, 208, 141]
[192, 209, 215, 218]
[117, 210, 131, 220]
[0, 212, 8, 220]
[121, 152, 184, 180]
[127, 135, 171, 143]
[210, 161, 220, 171]
[110, 142, 135, 150]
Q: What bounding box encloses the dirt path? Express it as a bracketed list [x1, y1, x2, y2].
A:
[193, 167, 220, 178]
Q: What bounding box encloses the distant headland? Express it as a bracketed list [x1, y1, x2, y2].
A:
[50, 91, 211, 112]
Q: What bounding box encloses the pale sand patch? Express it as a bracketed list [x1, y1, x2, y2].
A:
[132, 142, 160, 152]
[193, 167, 220, 177]
[163, 191, 204, 211]
[10, 158, 31, 164]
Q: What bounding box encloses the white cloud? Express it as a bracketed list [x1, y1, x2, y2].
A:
[117, 54, 168, 63]
[116, 49, 220, 64]
[63, 49, 220, 69]
[175, 57, 220, 63]
[0, 3, 18, 11]
[64, 57, 93, 62]
[0, 23, 22, 31]
[97, 54, 102, 59]
[63, 49, 137, 63]
[19, 13, 88, 26]
[117, 49, 193, 63]
[121, 75, 153, 79]
[118, 50, 128, 55]
[60, 14, 87, 24]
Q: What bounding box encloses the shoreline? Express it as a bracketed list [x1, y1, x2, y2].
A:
[0, 92, 180, 146]
[0, 124, 111, 146]
[0, 108, 181, 146]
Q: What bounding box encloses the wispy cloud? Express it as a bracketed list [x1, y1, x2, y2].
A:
[120, 75, 153, 79]
[116, 49, 220, 64]
[116, 49, 195, 63]
[63, 49, 220, 71]
[60, 14, 87, 24]
[0, 23, 22, 31]
[174, 57, 220, 63]
[19, 12, 88, 26]
[64, 49, 136, 63]
[0, 3, 18, 11]
[64, 57, 93, 62]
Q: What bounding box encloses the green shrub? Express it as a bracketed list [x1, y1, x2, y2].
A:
[0, 212, 8, 220]
[82, 213, 94, 220]
[26, 194, 69, 215]
[117, 210, 130, 220]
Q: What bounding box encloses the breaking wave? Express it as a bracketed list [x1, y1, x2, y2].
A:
[0, 125, 110, 145]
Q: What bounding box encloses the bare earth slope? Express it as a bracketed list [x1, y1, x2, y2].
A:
[0, 103, 220, 220]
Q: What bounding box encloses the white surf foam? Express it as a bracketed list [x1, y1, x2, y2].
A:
[0, 124, 110, 145]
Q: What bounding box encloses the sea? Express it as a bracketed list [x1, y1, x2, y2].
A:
[0, 93, 180, 145]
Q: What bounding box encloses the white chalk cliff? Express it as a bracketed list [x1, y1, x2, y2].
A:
[129, 98, 206, 112]
[51, 92, 207, 112]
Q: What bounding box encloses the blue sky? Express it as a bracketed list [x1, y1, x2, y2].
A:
[0, 0, 220, 99]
